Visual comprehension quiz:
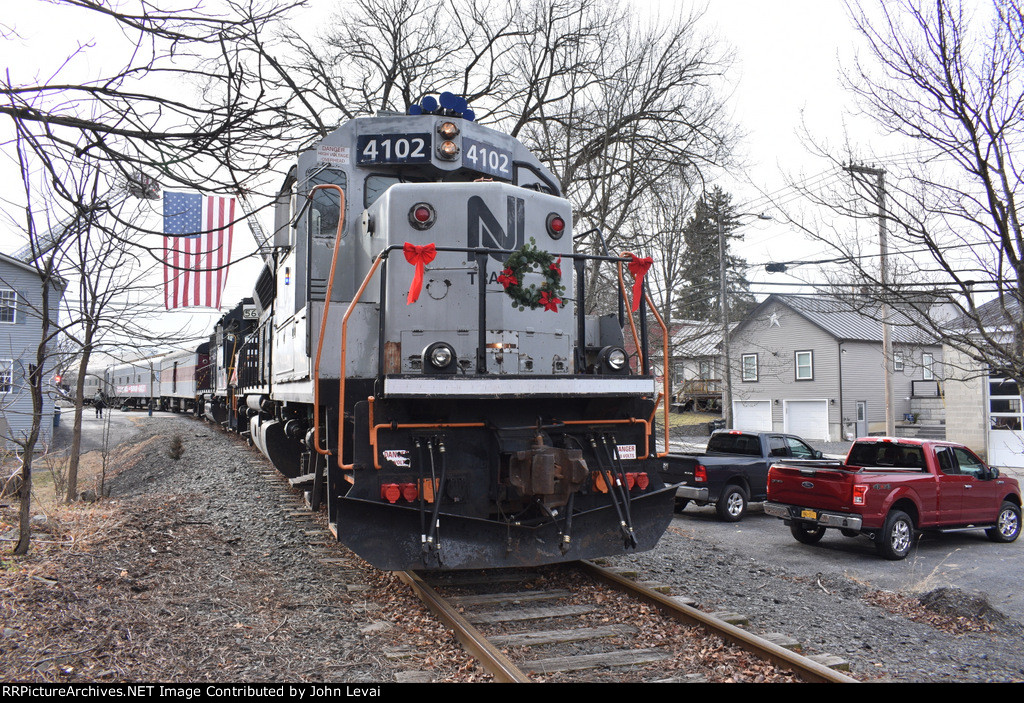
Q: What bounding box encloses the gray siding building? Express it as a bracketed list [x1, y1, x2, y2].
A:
[728, 295, 943, 441]
[0, 251, 64, 450]
[943, 295, 1023, 467]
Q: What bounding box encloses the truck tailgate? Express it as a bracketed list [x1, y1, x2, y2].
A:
[768, 463, 859, 512]
[659, 454, 699, 484]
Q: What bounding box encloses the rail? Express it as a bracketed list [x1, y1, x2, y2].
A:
[400, 561, 860, 683]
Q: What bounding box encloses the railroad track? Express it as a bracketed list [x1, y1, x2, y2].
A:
[244, 428, 857, 683]
[398, 562, 859, 683]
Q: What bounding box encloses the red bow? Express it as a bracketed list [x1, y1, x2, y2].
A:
[404, 242, 436, 304]
[625, 253, 653, 312]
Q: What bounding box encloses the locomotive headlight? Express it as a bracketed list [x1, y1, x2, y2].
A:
[430, 345, 452, 367]
[597, 346, 629, 375]
[437, 140, 459, 160]
[437, 121, 460, 139]
[423, 342, 457, 374]
[607, 348, 627, 370]
[409, 202, 436, 229]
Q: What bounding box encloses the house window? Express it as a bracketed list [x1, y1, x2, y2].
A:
[922, 353, 934, 380]
[698, 360, 713, 380]
[0, 359, 12, 394]
[795, 350, 813, 380]
[741, 354, 758, 382]
[893, 352, 904, 372]
[0, 289, 15, 324]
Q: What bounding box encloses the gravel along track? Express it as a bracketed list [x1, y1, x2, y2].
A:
[2, 412, 1022, 683]
[608, 527, 1024, 683]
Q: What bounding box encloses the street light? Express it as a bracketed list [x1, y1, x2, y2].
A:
[719, 211, 771, 428]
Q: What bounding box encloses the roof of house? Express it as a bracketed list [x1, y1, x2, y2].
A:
[640, 319, 735, 358]
[735, 294, 940, 345]
[963, 293, 1021, 330]
[0, 250, 68, 290]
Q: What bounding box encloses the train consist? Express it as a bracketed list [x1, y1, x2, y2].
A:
[86, 97, 677, 570]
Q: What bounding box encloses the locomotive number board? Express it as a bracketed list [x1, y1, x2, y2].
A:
[356, 133, 432, 165]
[463, 138, 513, 180]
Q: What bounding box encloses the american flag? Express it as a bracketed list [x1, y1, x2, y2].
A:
[162, 192, 235, 310]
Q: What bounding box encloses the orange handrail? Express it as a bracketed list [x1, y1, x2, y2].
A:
[560, 417, 653, 459]
[368, 396, 487, 469]
[312, 185, 346, 456]
[615, 254, 670, 457]
[335, 252, 388, 470]
[330, 246, 669, 470]
[643, 288, 671, 457]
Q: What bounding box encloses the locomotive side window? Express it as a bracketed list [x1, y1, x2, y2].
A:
[307, 167, 348, 242]
[273, 167, 297, 248]
[365, 175, 401, 208]
[364, 175, 429, 208]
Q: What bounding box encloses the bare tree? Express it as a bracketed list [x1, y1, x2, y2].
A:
[1, 0, 304, 199]
[502, 1, 738, 303]
[241, 0, 738, 272]
[779, 0, 1024, 387]
[4, 130, 68, 555]
[1, 1, 301, 546]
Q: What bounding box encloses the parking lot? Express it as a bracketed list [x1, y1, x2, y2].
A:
[674, 496, 1024, 625]
[666, 435, 1024, 625]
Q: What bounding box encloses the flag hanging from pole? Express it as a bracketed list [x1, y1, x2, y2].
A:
[162, 191, 235, 310]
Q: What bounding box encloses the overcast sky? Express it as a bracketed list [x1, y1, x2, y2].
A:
[0, 0, 883, 324]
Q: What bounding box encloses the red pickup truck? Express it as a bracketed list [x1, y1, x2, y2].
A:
[765, 437, 1022, 559]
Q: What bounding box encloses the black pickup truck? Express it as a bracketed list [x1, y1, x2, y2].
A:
[659, 430, 827, 522]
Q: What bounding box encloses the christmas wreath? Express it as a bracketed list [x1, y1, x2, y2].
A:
[498, 239, 565, 312]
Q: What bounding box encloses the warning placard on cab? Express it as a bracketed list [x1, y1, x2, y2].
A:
[615, 444, 637, 460]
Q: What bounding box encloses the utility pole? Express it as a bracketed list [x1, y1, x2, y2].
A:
[718, 213, 732, 428]
[846, 164, 895, 436]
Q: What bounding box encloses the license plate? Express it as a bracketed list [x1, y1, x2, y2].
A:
[800, 509, 818, 520]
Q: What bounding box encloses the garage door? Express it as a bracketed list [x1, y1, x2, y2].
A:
[784, 399, 829, 441]
[989, 430, 1024, 468]
[732, 400, 772, 432]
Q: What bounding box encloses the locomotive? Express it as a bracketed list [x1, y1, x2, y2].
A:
[88, 95, 678, 571]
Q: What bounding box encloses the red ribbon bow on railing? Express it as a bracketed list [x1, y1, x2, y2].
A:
[625, 253, 653, 312]
[404, 242, 436, 304]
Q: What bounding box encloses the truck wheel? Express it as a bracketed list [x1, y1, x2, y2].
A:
[716, 485, 748, 522]
[790, 522, 826, 544]
[986, 502, 1021, 543]
[875, 510, 915, 560]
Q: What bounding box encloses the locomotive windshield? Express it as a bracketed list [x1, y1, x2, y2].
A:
[307, 167, 347, 241]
